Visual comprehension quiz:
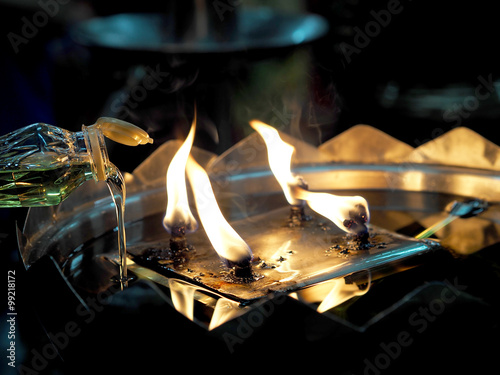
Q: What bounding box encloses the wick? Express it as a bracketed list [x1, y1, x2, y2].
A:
[355, 229, 370, 247]
[288, 205, 311, 227]
[287, 177, 311, 226]
[170, 226, 187, 248]
[169, 225, 192, 256]
[226, 258, 255, 282]
[343, 204, 369, 234]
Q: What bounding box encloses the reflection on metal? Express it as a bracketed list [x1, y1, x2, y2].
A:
[126, 257, 247, 329]
[270, 240, 299, 283]
[292, 276, 371, 313]
[416, 198, 489, 239]
[125, 206, 439, 303]
[209, 298, 249, 331]
[169, 279, 196, 321]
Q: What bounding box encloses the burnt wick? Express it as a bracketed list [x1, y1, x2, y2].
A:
[287, 177, 312, 226]
[140, 225, 195, 269]
[343, 204, 370, 248]
[343, 204, 368, 233]
[225, 258, 259, 283]
[288, 205, 312, 227]
[169, 225, 189, 255]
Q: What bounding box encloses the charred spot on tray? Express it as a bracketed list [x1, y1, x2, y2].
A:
[141, 247, 170, 261]
[257, 259, 276, 270]
[223, 258, 264, 283]
[232, 265, 254, 279]
[224, 268, 263, 284]
[139, 242, 195, 270]
[355, 230, 370, 245]
[170, 236, 195, 255]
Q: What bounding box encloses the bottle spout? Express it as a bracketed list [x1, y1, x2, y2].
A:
[83, 117, 153, 181]
[96, 117, 154, 146]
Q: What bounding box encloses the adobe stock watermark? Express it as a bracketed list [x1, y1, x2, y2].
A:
[222, 293, 288, 353]
[338, 0, 410, 65]
[7, 0, 70, 54]
[108, 64, 171, 120]
[212, 0, 243, 22]
[362, 278, 467, 375]
[443, 73, 497, 127]
[16, 283, 121, 375]
[384, 73, 496, 192]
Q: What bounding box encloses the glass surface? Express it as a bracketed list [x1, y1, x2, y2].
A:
[0, 165, 92, 207]
[0, 124, 92, 207]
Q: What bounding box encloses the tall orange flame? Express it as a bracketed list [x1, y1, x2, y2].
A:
[250, 120, 370, 234]
[163, 114, 198, 234]
[249, 120, 305, 206]
[186, 155, 253, 266]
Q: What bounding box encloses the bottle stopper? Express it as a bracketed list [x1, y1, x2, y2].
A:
[84, 117, 153, 181]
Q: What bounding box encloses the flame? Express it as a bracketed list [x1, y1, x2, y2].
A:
[163, 114, 198, 234]
[186, 155, 253, 265]
[250, 120, 370, 234]
[294, 188, 370, 234]
[292, 277, 370, 313]
[250, 120, 305, 206]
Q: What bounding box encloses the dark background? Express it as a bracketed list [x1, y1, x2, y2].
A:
[2, 0, 499, 154]
[1, 1, 499, 374]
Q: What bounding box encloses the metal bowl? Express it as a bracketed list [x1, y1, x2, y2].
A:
[70, 9, 329, 53]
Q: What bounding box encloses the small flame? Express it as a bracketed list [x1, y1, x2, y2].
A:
[186, 155, 253, 266]
[250, 120, 305, 206]
[163, 114, 198, 234]
[295, 188, 370, 235]
[251, 120, 370, 234]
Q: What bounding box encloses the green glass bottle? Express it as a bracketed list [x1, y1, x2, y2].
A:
[0, 117, 153, 207]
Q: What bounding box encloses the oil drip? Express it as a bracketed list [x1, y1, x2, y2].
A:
[106, 164, 129, 290]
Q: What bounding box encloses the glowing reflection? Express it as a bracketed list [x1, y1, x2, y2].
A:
[293, 276, 370, 313]
[209, 298, 249, 330]
[169, 279, 196, 320]
[270, 240, 299, 282]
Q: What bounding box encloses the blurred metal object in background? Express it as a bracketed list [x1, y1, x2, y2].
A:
[70, 2, 328, 53]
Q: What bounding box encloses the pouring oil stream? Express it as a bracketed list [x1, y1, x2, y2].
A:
[106, 165, 128, 289]
[99, 120, 153, 290]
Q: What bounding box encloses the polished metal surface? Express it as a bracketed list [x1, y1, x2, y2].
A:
[125, 208, 439, 303]
[20, 161, 500, 267]
[19, 157, 500, 304]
